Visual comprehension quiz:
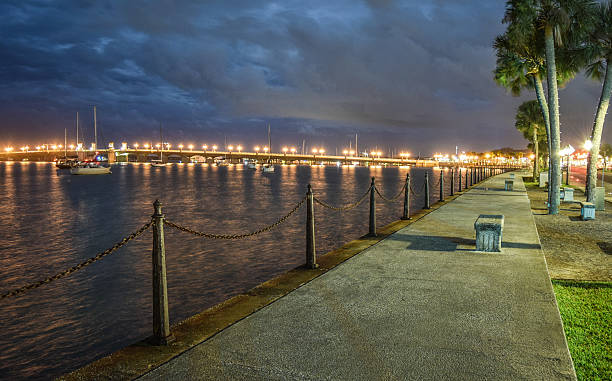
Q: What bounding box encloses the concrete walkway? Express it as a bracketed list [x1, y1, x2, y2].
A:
[140, 173, 576, 380]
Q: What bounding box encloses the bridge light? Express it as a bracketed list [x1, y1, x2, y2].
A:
[290, 147, 296, 153]
[202, 144, 208, 150]
[263, 146, 269, 153]
[283, 147, 288, 153]
[349, 150, 355, 155]
[237, 145, 242, 152]
[228, 145, 233, 151]
[144, 143, 150, 149]
[155, 143, 161, 148]
[178, 144, 184, 150]
[319, 148, 325, 154]
[188, 144, 194, 150]
[254, 146, 260, 152]
[343, 149, 348, 155]
[69, 144, 74, 149]
[312, 148, 318, 154]
[134, 143, 139, 149]
[212, 145, 218, 151]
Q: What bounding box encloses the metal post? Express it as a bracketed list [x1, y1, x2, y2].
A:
[458, 168, 462, 191]
[450, 168, 455, 196]
[306, 185, 317, 269]
[465, 168, 469, 188]
[424, 172, 430, 209]
[369, 177, 376, 236]
[439, 170, 445, 202]
[151, 200, 174, 345]
[402, 173, 410, 220]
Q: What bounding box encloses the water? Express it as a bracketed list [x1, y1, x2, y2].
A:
[0, 162, 460, 379]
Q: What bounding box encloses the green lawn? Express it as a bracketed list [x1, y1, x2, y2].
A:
[552, 280, 612, 380]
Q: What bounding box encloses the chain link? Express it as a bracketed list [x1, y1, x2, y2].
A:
[375, 182, 406, 203]
[314, 186, 372, 211]
[164, 196, 307, 239]
[1, 221, 154, 299]
[410, 181, 425, 197]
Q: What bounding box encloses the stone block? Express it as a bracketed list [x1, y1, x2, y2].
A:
[561, 187, 574, 202]
[580, 201, 595, 220]
[504, 179, 514, 191]
[539, 172, 548, 188]
[595, 187, 605, 211]
[474, 215, 504, 252]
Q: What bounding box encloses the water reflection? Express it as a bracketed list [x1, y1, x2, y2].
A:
[0, 162, 458, 379]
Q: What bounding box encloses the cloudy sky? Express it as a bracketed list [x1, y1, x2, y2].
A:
[0, 0, 609, 155]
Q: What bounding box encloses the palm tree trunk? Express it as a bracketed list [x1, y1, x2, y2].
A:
[545, 25, 561, 215]
[533, 74, 551, 203]
[586, 60, 612, 202]
[533, 126, 539, 180]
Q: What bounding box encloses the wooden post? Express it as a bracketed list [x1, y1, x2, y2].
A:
[306, 185, 317, 269]
[151, 200, 174, 345]
[450, 168, 455, 196]
[439, 170, 445, 202]
[402, 173, 410, 220]
[424, 172, 430, 209]
[369, 177, 376, 236]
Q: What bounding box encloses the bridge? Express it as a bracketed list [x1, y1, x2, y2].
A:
[0, 148, 511, 168]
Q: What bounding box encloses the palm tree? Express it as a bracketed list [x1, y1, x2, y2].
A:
[503, 0, 595, 214]
[576, 1, 612, 202]
[515, 100, 548, 179]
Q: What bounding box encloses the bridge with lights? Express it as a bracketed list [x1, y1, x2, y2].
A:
[0, 147, 524, 168]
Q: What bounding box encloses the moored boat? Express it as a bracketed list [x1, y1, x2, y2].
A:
[70, 163, 111, 175]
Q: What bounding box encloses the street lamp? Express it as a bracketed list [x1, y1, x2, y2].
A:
[263, 146, 269, 153]
[202, 144, 208, 150]
[290, 147, 296, 154]
[237, 145, 242, 153]
[212, 145, 218, 151]
[188, 144, 194, 151]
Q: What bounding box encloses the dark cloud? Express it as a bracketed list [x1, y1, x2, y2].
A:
[0, 0, 609, 154]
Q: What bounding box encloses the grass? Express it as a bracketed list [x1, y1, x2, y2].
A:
[552, 280, 612, 380]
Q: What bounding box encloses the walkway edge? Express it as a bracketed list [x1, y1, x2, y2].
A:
[59, 183, 482, 381]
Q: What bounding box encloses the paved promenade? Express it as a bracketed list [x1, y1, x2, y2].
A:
[140, 174, 575, 380]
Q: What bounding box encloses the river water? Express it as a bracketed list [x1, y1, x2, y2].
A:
[0, 162, 460, 379]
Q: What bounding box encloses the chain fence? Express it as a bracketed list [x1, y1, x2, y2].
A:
[164, 195, 307, 239]
[374, 182, 406, 203]
[1, 220, 154, 299]
[313, 185, 372, 211]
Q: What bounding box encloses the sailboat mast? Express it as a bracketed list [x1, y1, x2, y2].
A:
[76, 111, 79, 148]
[159, 123, 163, 161]
[355, 133, 358, 157]
[267, 124, 271, 160]
[64, 128, 67, 157]
[93, 105, 97, 150]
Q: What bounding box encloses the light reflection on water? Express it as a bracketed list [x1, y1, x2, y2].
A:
[0, 162, 459, 379]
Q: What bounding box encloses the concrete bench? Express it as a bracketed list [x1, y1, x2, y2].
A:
[580, 202, 595, 220]
[504, 179, 514, 191]
[474, 215, 504, 252]
[561, 187, 574, 202]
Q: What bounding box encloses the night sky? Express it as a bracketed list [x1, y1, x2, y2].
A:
[1, 0, 609, 155]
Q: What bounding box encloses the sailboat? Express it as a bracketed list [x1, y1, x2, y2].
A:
[151, 123, 168, 167]
[70, 106, 111, 175]
[56, 127, 78, 169]
[262, 124, 275, 173]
